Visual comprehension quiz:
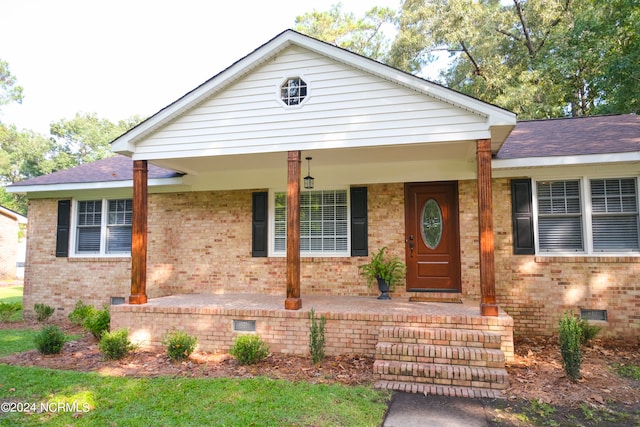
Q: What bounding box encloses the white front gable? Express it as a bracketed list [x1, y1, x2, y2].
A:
[111, 30, 515, 188]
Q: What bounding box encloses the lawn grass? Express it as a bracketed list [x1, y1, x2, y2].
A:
[0, 286, 24, 321]
[0, 329, 39, 356]
[0, 365, 390, 426]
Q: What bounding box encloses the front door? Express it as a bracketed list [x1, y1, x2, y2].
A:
[404, 182, 461, 292]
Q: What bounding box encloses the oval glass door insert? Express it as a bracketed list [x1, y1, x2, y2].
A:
[421, 198, 443, 249]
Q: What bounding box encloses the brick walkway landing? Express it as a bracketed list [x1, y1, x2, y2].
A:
[111, 293, 513, 398]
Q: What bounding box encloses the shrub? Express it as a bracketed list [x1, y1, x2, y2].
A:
[34, 325, 66, 355]
[163, 330, 198, 362]
[68, 300, 96, 326]
[559, 312, 583, 381]
[99, 328, 136, 360]
[308, 308, 326, 366]
[84, 307, 110, 339]
[0, 302, 22, 321]
[229, 334, 269, 365]
[578, 318, 601, 346]
[34, 303, 55, 322]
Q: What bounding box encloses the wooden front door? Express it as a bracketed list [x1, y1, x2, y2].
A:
[404, 182, 461, 292]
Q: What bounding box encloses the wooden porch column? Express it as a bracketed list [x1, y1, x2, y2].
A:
[477, 139, 498, 316]
[129, 160, 148, 304]
[285, 151, 302, 310]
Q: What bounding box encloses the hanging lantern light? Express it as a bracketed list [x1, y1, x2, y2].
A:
[303, 156, 314, 189]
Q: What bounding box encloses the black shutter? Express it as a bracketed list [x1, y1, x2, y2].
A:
[56, 200, 71, 257]
[350, 187, 368, 256]
[511, 179, 535, 255]
[252, 192, 268, 257]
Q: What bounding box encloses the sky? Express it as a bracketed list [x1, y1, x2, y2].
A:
[1, 0, 403, 135]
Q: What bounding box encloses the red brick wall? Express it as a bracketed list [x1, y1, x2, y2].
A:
[23, 181, 640, 339]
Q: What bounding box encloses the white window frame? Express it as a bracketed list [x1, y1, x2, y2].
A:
[269, 187, 351, 257]
[533, 176, 640, 256]
[70, 198, 132, 257]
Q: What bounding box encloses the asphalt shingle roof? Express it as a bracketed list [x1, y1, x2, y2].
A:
[497, 114, 640, 159]
[10, 155, 181, 187]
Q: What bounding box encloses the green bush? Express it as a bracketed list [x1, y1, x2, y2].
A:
[578, 318, 601, 346]
[308, 308, 326, 366]
[559, 312, 583, 381]
[68, 300, 96, 326]
[99, 329, 135, 360]
[163, 330, 198, 362]
[34, 325, 66, 355]
[34, 303, 55, 322]
[0, 302, 22, 321]
[84, 307, 110, 339]
[229, 334, 269, 365]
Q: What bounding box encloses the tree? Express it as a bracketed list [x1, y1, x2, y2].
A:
[49, 112, 144, 165]
[294, 3, 397, 63]
[390, 0, 640, 118]
[0, 59, 23, 111]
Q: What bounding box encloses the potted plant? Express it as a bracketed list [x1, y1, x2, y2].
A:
[359, 247, 406, 300]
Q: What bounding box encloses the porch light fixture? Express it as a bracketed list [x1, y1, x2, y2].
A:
[304, 156, 314, 189]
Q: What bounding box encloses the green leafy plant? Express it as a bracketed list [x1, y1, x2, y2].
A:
[559, 312, 583, 381]
[84, 307, 110, 339]
[577, 318, 601, 346]
[99, 328, 136, 360]
[229, 334, 269, 365]
[34, 303, 55, 322]
[0, 302, 22, 321]
[163, 330, 198, 362]
[33, 325, 66, 355]
[308, 308, 326, 366]
[68, 300, 97, 326]
[358, 246, 406, 291]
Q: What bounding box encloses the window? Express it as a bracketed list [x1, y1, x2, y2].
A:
[75, 199, 132, 255]
[534, 178, 639, 254]
[280, 77, 307, 106]
[273, 189, 349, 256]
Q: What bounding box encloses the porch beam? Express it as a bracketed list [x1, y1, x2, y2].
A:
[285, 151, 302, 310]
[477, 139, 498, 316]
[129, 160, 148, 304]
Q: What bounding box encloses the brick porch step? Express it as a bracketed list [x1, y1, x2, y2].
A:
[375, 380, 504, 399]
[373, 360, 509, 390]
[376, 342, 505, 368]
[378, 326, 502, 349]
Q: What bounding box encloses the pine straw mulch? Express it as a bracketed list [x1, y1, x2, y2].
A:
[1, 320, 639, 411]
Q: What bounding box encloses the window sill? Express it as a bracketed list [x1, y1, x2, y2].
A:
[535, 255, 640, 264]
[68, 256, 130, 263]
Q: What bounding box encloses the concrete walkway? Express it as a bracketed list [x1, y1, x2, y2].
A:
[383, 392, 490, 427]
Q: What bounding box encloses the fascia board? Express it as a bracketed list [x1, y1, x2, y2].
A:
[493, 152, 640, 171]
[6, 177, 185, 195]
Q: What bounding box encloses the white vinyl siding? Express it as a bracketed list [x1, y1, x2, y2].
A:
[273, 189, 349, 256]
[535, 177, 639, 254]
[75, 199, 132, 256]
[134, 46, 488, 159]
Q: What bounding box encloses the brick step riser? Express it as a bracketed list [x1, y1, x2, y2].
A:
[376, 343, 505, 368]
[373, 361, 509, 390]
[374, 380, 504, 399]
[378, 327, 502, 349]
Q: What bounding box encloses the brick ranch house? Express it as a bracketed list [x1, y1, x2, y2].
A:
[8, 30, 640, 396]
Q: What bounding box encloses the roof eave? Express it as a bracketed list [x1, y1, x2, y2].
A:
[7, 176, 186, 195]
[493, 151, 640, 171]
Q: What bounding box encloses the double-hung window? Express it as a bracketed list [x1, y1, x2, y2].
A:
[535, 177, 639, 254]
[75, 199, 132, 255]
[273, 189, 349, 256]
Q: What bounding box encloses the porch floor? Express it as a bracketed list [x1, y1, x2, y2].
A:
[130, 292, 504, 319]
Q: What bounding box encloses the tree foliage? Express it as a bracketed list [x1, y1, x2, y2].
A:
[294, 3, 396, 62]
[0, 59, 23, 110]
[49, 112, 143, 166]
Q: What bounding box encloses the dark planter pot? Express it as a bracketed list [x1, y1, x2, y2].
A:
[377, 277, 391, 300]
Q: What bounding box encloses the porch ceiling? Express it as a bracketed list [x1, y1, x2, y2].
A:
[149, 140, 478, 190]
